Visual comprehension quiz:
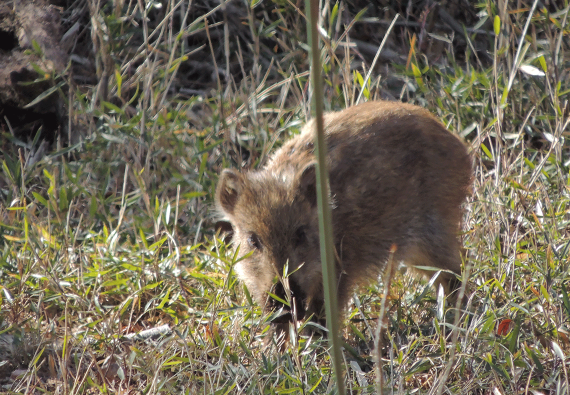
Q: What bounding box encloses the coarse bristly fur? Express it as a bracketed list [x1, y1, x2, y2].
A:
[215, 100, 473, 343]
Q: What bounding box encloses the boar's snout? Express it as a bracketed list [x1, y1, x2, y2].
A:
[268, 279, 307, 324]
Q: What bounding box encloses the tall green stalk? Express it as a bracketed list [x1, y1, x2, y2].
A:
[304, 1, 345, 394]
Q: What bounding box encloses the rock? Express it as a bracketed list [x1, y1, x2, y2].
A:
[0, 0, 67, 141]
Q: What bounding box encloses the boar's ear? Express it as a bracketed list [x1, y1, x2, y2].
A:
[298, 163, 317, 207]
[216, 169, 244, 215]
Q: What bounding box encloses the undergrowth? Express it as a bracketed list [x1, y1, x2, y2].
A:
[0, 0, 569, 394]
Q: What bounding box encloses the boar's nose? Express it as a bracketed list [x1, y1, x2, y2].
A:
[269, 280, 307, 324]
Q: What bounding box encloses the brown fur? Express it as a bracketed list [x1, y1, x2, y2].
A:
[216, 101, 472, 335]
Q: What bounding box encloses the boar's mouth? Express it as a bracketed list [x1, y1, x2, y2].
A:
[267, 280, 307, 324]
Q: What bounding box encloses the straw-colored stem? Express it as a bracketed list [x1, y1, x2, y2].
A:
[305, 1, 345, 394]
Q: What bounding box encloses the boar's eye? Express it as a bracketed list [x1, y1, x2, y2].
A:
[248, 233, 262, 250]
[293, 226, 307, 247]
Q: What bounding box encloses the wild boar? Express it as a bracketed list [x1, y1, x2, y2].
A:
[216, 100, 472, 339]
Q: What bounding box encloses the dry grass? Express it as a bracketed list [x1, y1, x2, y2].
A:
[0, 0, 569, 393]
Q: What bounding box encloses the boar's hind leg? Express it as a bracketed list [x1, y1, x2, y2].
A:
[264, 322, 290, 352]
[403, 238, 464, 300]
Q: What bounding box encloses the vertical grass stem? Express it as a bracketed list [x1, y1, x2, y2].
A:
[305, 1, 345, 393]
